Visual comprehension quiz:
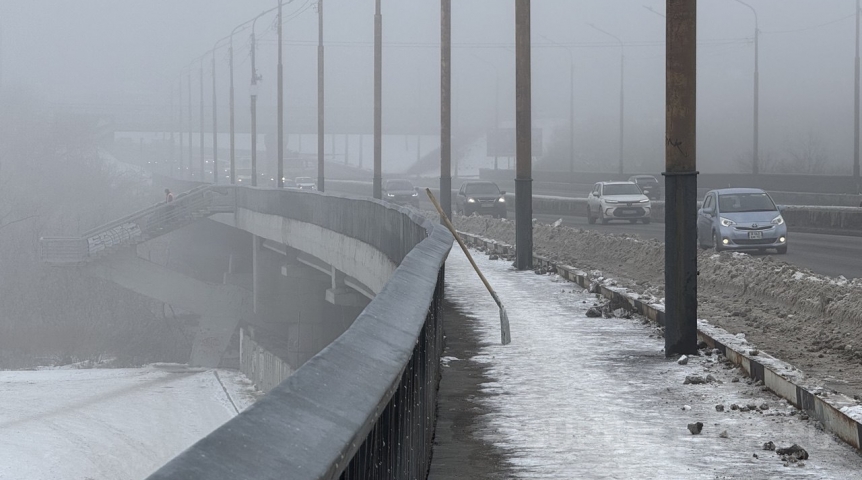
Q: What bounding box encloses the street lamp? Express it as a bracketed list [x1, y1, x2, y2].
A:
[468, 52, 502, 171]
[538, 34, 575, 178]
[733, 0, 760, 174]
[855, 0, 860, 179]
[587, 23, 625, 175]
[373, 0, 383, 200]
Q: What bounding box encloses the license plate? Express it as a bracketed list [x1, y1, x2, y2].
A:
[619, 209, 637, 215]
[748, 231, 763, 239]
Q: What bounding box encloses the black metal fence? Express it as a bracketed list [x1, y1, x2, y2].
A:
[146, 188, 453, 480]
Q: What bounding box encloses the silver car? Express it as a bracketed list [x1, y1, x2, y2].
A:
[697, 188, 787, 254]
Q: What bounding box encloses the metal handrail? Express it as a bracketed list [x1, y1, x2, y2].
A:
[82, 184, 211, 238]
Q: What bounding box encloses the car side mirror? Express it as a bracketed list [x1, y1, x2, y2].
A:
[500, 190, 506, 195]
[777, 205, 786, 213]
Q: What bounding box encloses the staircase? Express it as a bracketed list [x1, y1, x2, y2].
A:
[40, 185, 236, 265]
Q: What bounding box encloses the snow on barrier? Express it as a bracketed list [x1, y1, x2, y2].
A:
[458, 231, 862, 454]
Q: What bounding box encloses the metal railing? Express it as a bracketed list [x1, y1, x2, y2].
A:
[40, 185, 232, 264]
[146, 188, 454, 480]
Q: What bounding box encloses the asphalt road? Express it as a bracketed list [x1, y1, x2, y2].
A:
[529, 211, 862, 280]
[408, 195, 862, 279]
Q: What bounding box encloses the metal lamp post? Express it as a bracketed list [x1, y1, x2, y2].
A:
[587, 23, 625, 175]
[734, 0, 759, 175]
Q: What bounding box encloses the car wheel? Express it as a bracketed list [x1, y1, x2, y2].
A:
[642, 218, 651, 225]
[600, 210, 609, 225]
[587, 208, 596, 224]
[498, 211, 507, 220]
[713, 231, 723, 252]
[776, 245, 788, 254]
[629, 219, 638, 224]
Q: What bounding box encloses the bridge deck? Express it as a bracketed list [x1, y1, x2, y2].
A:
[430, 249, 862, 478]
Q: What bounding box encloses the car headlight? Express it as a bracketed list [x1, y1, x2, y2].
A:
[467, 198, 476, 203]
[412, 192, 419, 197]
[387, 193, 395, 197]
[604, 199, 619, 204]
[720, 217, 736, 227]
[638, 199, 649, 203]
[771, 215, 784, 225]
[498, 197, 505, 203]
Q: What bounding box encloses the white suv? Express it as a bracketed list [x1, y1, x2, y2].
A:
[587, 181, 652, 224]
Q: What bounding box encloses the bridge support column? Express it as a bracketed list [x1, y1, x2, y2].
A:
[326, 266, 366, 307]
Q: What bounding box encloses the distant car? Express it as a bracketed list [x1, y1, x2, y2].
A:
[295, 177, 317, 190]
[587, 181, 652, 224]
[628, 175, 662, 200]
[382, 179, 420, 208]
[697, 188, 787, 254]
[455, 181, 507, 218]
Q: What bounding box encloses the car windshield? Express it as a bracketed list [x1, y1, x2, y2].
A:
[602, 184, 643, 196]
[385, 180, 414, 191]
[466, 183, 500, 195]
[633, 176, 658, 185]
[718, 193, 776, 213]
[295, 177, 313, 184]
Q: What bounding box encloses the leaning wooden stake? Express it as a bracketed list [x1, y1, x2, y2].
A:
[426, 188, 511, 345]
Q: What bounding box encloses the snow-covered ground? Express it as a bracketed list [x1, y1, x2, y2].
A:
[444, 248, 862, 479]
[0, 365, 258, 480]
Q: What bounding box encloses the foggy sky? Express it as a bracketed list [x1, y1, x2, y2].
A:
[1, 0, 859, 173]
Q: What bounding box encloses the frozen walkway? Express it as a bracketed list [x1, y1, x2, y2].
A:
[430, 249, 862, 479]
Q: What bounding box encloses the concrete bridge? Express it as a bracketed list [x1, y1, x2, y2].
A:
[41, 183, 453, 478]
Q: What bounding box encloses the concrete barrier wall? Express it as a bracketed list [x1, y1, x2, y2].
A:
[479, 168, 862, 196]
[327, 179, 862, 235]
[239, 327, 293, 394]
[147, 189, 454, 480]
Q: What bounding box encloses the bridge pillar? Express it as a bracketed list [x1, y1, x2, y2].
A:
[326, 265, 367, 307]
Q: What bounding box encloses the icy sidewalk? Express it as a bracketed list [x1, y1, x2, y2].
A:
[0, 365, 258, 480]
[443, 249, 862, 480]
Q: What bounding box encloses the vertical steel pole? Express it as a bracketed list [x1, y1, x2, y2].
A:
[212, 53, 219, 184]
[277, 0, 284, 188]
[569, 56, 575, 177]
[230, 37, 236, 184]
[855, 0, 860, 178]
[199, 62, 205, 180]
[753, 23, 759, 174]
[179, 76, 184, 177]
[170, 83, 175, 176]
[664, 0, 698, 356]
[318, 0, 325, 192]
[441, 0, 452, 218]
[495, 73, 500, 171]
[515, 0, 533, 271]
[251, 31, 258, 187]
[187, 73, 193, 179]
[619, 51, 625, 175]
[373, 0, 383, 199]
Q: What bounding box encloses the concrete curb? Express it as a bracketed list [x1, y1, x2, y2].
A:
[457, 231, 862, 454]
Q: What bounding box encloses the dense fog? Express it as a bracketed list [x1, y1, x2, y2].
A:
[2, 0, 860, 174]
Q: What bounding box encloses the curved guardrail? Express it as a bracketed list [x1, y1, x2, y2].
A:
[144, 188, 453, 479]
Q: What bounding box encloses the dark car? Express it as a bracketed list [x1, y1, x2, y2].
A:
[628, 175, 661, 200]
[382, 179, 420, 208]
[456, 181, 507, 218]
